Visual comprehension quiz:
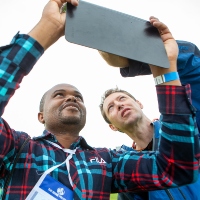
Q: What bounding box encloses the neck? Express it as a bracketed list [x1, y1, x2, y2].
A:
[46, 125, 80, 149]
[125, 117, 153, 151]
[54, 133, 79, 149]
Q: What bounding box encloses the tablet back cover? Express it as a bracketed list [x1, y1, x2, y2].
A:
[65, 1, 169, 68]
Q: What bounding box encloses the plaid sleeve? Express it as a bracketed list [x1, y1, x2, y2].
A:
[111, 84, 199, 193]
[0, 32, 44, 116]
[0, 32, 44, 169]
[156, 84, 200, 171]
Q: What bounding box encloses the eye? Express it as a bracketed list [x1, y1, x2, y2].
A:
[108, 105, 113, 112]
[54, 93, 64, 97]
[75, 95, 83, 102]
[119, 96, 126, 101]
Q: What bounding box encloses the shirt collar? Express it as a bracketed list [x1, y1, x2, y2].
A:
[33, 130, 94, 150]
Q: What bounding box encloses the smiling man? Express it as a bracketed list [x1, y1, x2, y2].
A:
[38, 84, 86, 146]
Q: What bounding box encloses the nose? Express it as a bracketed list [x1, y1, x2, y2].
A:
[115, 101, 123, 111]
[65, 95, 77, 102]
[118, 104, 124, 111]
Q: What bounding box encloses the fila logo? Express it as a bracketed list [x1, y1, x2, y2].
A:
[90, 157, 106, 164]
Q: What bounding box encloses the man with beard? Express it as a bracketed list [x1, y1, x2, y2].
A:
[0, 0, 199, 199]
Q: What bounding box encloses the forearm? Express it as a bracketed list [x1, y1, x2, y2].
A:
[156, 84, 199, 186]
[28, 18, 63, 50]
[0, 33, 44, 116]
[98, 51, 129, 68]
[28, 0, 79, 50]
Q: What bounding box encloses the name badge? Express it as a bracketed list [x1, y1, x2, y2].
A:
[26, 175, 73, 200]
[26, 143, 77, 200]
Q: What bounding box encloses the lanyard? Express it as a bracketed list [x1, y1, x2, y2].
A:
[38, 140, 77, 187]
[26, 141, 77, 200]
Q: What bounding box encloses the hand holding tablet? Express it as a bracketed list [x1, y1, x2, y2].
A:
[65, 0, 169, 68]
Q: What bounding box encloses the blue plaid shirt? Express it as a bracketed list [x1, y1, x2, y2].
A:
[0, 33, 199, 200]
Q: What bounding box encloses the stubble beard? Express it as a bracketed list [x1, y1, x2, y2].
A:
[58, 111, 83, 125]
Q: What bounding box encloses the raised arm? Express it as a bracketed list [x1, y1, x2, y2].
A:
[28, 0, 78, 50]
[147, 16, 179, 85]
[0, 0, 79, 171]
[98, 51, 129, 68]
[0, 0, 79, 117]
[111, 17, 199, 192]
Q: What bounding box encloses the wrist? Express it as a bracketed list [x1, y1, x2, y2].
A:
[154, 71, 181, 86]
[149, 62, 178, 77]
[28, 19, 63, 50]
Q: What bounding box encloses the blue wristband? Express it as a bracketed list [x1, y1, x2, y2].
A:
[154, 72, 179, 85]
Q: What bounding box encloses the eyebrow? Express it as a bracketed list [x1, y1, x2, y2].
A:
[52, 89, 66, 95]
[107, 94, 128, 111]
[52, 89, 84, 101]
[53, 89, 64, 93]
[107, 95, 121, 112]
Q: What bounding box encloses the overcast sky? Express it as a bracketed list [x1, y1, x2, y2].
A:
[1, 0, 200, 149]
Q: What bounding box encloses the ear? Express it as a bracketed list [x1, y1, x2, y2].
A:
[38, 112, 45, 124]
[136, 100, 143, 109]
[109, 124, 118, 131]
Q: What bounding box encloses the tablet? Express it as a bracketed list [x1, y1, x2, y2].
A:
[65, 1, 169, 68]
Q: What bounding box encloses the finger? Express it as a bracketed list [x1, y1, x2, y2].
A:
[54, 0, 79, 7]
[53, 0, 79, 12]
[149, 16, 159, 21]
[71, 0, 79, 6]
[154, 22, 170, 36]
[51, 0, 63, 8]
[64, 0, 79, 6]
[149, 17, 171, 37]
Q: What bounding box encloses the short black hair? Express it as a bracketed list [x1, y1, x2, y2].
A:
[39, 91, 47, 112]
